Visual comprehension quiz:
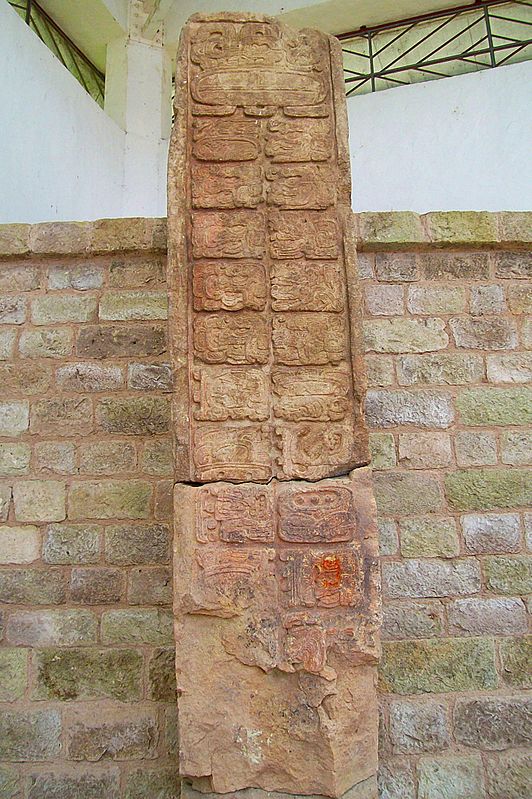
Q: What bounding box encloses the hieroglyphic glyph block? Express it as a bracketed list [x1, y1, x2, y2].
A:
[168, 12, 368, 484]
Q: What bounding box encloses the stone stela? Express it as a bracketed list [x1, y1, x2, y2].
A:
[168, 13, 381, 799]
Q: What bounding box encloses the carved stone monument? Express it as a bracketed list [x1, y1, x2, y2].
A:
[168, 13, 381, 798]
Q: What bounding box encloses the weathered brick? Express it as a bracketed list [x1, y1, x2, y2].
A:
[378, 759, 415, 799]
[78, 441, 136, 474]
[448, 597, 527, 636]
[500, 636, 532, 688]
[454, 697, 532, 749]
[89, 218, 152, 253]
[99, 291, 168, 321]
[108, 255, 165, 288]
[141, 439, 173, 476]
[380, 638, 497, 694]
[457, 386, 531, 426]
[0, 296, 26, 324]
[369, 432, 396, 469]
[398, 432, 452, 469]
[389, 700, 449, 754]
[6, 609, 97, 646]
[0, 709, 61, 761]
[462, 513, 521, 554]
[34, 648, 143, 701]
[56, 363, 123, 392]
[125, 768, 181, 799]
[470, 284, 506, 315]
[445, 468, 531, 511]
[0, 224, 30, 256]
[419, 252, 490, 280]
[408, 286, 465, 315]
[522, 317, 532, 348]
[0, 401, 29, 436]
[501, 430, 532, 465]
[13, 480, 65, 522]
[364, 319, 448, 353]
[35, 441, 76, 475]
[507, 283, 532, 314]
[0, 484, 11, 522]
[358, 213, 425, 249]
[154, 479, 173, 520]
[0, 361, 51, 394]
[65, 707, 158, 761]
[375, 472, 444, 515]
[450, 317, 517, 349]
[498, 211, 532, 244]
[164, 706, 179, 758]
[484, 556, 532, 595]
[101, 609, 174, 645]
[366, 355, 394, 387]
[19, 327, 73, 358]
[31, 295, 97, 325]
[0, 648, 28, 700]
[417, 755, 484, 799]
[486, 753, 532, 799]
[400, 517, 459, 558]
[0, 442, 31, 475]
[128, 566, 172, 605]
[31, 397, 93, 436]
[356, 252, 374, 279]
[366, 390, 453, 428]
[494, 251, 532, 279]
[96, 397, 170, 435]
[365, 284, 404, 316]
[487, 353, 532, 383]
[43, 523, 100, 564]
[425, 211, 498, 244]
[0, 568, 66, 605]
[383, 559, 480, 599]
[148, 648, 177, 702]
[378, 518, 399, 556]
[76, 324, 167, 358]
[105, 523, 170, 565]
[0, 766, 19, 799]
[0, 525, 40, 564]
[70, 567, 125, 604]
[68, 480, 152, 520]
[382, 601, 444, 641]
[30, 221, 90, 255]
[27, 770, 120, 799]
[127, 362, 173, 391]
[48, 262, 104, 290]
[0, 262, 40, 291]
[0, 329, 16, 360]
[455, 431, 497, 467]
[396, 353, 484, 386]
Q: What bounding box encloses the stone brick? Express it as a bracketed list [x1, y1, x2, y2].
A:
[454, 697, 532, 750]
[364, 319, 448, 353]
[507, 283, 532, 314]
[382, 559, 480, 599]
[65, 707, 158, 761]
[6, 609, 97, 646]
[0, 401, 29, 436]
[486, 753, 532, 799]
[448, 597, 527, 636]
[43, 523, 100, 564]
[70, 567, 125, 604]
[462, 513, 521, 554]
[35, 441, 76, 475]
[0, 329, 16, 360]
[69, 481, 152, 520]
[369, 432, 396, 469]
[99, 291, 168, 320]
[0, 767, 19, 799]
[56, 363, 123, 392]
[378, 759, 415, 799]
[382, 601, 444, 641]
[522, 317, 532, 348]
[101, 609, 174, 645]
[400, 517, 459, 558]
[364, 284, 404, 316]
[31, 295, 97, 325]
[455, 431, 497, 467]
[366, 390, 453, 428]
[13, 480, 66, 522]
[0, 442, 31, 475]
[500, 636, 531, 688]
[450, 317, 517, 349]
[105, 523, 170, 564]
[0, 484, 11, 522]
[48, 261, 104, 290]
[33, 648, 143, 701]
[88, 218, 152, 253]
[445, 468, 531, 511]
[375, 472, 444, 515]
[398, 432, 452, 469]
[425, 210, 498, 244]
[470, 284, 506, 314]
[484, 556, 532, 595]
[76, 324, 167, 358]
[27, 770, 120, 799]
[417, 755, 484, 799]
[0, 262, 41, 291]
[128, 566, 172, 605]
[366, 355, 394, 387]
[19, 328, 73, 358]
[378, 519, 399, 556]
[96, 397, 170, 435]
[141, 439, 173, 476]
[380, 638, 497, 694]
[494, 251, 532, 279]
[0, 568, 66, 605]
[358, 212, 425, 249]
[408, 286, 466, 315]
[127, 362, 173, 391]
[396, 353, 484, 386]
[501, 430, 532, 465]
[164, 707, 179, 758]
[0, 224, 30, 256]
[154, 479, 173, 520]
[0, 525, 40, 564]
[0, 648, 28, 700]
[125, 768, 181, 799]
[389, 700, 449, 753]
[487, 353, 532, 383]
[0, 296, 26, 324]
[499, 211, 532, 244]
[30, 221, 90, 255]
[108, 255, 165, 288]
[457, 386, 531, 426]
[419, 252, 490, 280]
[148, 648, 177, 701]
[0, 709, 61, 761]
[525, 512, 532, 551]
[356, 252, 374, 279]
[0, 361, 52, 394]
[79, 441, 136, 474]
[31, 397, 93, 436]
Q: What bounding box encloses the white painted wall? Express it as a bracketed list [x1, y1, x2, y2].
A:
[348, 60, 532, 212]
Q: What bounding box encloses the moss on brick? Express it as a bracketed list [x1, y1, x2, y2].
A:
[445, 468, 531, 511]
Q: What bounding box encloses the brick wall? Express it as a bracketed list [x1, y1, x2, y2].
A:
[0, 214, 530, 798]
